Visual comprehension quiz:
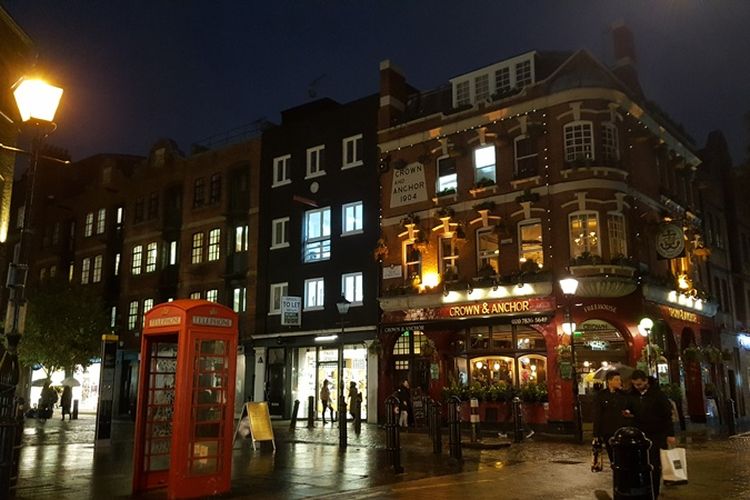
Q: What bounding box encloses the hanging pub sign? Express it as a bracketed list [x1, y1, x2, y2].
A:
[390, 163, 428, 208]
[655, 223, 685, 259]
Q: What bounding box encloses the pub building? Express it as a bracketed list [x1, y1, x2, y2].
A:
[375, 26, 724, 431]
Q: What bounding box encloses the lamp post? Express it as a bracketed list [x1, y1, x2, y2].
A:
[336, 295, 351, 448]
[559, 276, 582, 444]
[638, 317, 654, 377]
[0, 77, 63, 496]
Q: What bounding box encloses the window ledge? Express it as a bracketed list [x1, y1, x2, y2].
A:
[304, 171, 326, 180]
[510, 175, 542, 190]
[469, 184, 498, 197]
[341, 161, 363, 170]
[272, 179, 292, 188]
[270, 243, 290, 250]
[268, 311, 281, 316]
[432, 193, 458, 204]
[560, 165, 628, 180]
[341, 230, 364, 237]
[304, 306, 325, 312]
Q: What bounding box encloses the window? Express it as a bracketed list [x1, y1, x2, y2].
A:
[342, 134, 363, 168]
[128, 301, 139, 330]
[209, 173, 222, 204]
[495, 67, 511, 93]
[272, 155, 291, 187]
[16, 205, 25, 229]
[39, 267, 47, 282]
[207, 228, 221, 261]
[269, 282, 288, 315]
[477, 228, 500, 274]
[473, 145, 496, 184]
[403, 241, 422, 280]
[569, 212, 601, 258]
[146, 242, 158, 272]
[131, 245, 143, 275]
[193, 178, 206, 208]
[601, 122, 620, 163]
[110, 306, 117, 329]
[515, 60, 532, 87]
[342, 201, 363, 235]
[304, 278, 325, 310]
[84, 212, 94, 237]
[68, 263, 74, 282]
[303, 207, 331, 262]
[168, 241, 178, 265]
[81, 258, 91, 284]
[436, 156, 457, 193]
[206, 289, 218, 303]
[518, 221, 544, 269]
[190, 291, 202, 300]
[92, 255, 103, 283]
[514, 135, 538, 178]
[271, 218, 290, 249]
[116, 206, 124, 226]
[440, 236, 459, 277]
[306, 145, 325, 178]
[147, 192, 159, 220]
[134, 199, 144, 223]
[143, 298, 154, 315]
[564, 121, 594, 162]
[96, 208, 106, 234]
[50, 265, 57, 278]
[114, 253, 121, 276]
[234, 225, 249, 252]
[233, 287, 247, 312]
[342, 272, 363, 305]
[191, 232, 204, 264]
[475, 74, 489, 102]
[456, 80, 470, 107]
[607, 213, 627, 258]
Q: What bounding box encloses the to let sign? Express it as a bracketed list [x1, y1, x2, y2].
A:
[281, 296, 301, 326]
[390, 163, 428, 208]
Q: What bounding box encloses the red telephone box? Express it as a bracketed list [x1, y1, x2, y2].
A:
[132, 300, 238, 499]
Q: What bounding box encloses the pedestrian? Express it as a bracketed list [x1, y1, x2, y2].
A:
[60, 385, 73, 421]
[320, 379, 333, 424]
[630, 370, 676, 498]
[39, 381, 58, 420]
[348, 381, 360, 420]
[396, 380, 410, 429]
[592, 370, 634, 464]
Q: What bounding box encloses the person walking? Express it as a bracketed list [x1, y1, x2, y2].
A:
[592, 370, 634, 464]
[630, 370, 676, 498]
[396, 380, 411, 429]
[320, 379, 333, 424]
[348, 381, 360, 421]
[39, 381, 58, 420]
[60, 385, 73, 421]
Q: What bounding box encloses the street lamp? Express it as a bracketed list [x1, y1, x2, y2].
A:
[558, 276, 582, 444]
[0, 77, 62, 495]
[336, 295, 351, 448]
[638, 317, 654, 377]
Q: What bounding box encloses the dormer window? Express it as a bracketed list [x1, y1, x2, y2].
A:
[451, 52, 536, 108]
[456, 81, 470, 107]
[515, 61, 532, 87]
[475, 74, 489, 102]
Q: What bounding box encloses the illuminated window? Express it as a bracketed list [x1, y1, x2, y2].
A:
[114, 253, 120, 276]
[142, 298, 154, 326]
[473, 145, 496, 184]
[110, 306, 117, 329]
[189, 291, 201, 300]
[131, 245, 143, 275]
[234, 225, 249, 252]
[84, 212, 94, 237]
[146, 242, 158, 272]
[393, 332, 411, 355]
[304, 277, 325, 310]
[233, 287, 246, 313]
[269, 282, 288, 315]
[191, 232, 204, 264]
[477, 227, 499, 274]
[569, 211, 601, 258]
[92, 255, 103, 283]
[342, 201, 363, 235]
[342, 272, 363, 305]
[303, 207, 331, 262]
[403, 241, 422, 280]
[440, 236, 459, 277]
[206, 289, 218, 303]
[128, 301, 139, 330]
[168, 241, 177, 265]
[207, 228, 221, 261]
[436, 156, 457, 193]
[96, 208, 106, 234]
[81, 258, 91, 284]
[564, 121, 594, 162]
[518, 221, 543, 269]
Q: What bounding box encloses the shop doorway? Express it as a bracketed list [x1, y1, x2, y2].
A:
[318, 360, 339, 417]
[266, 348, 286, 417]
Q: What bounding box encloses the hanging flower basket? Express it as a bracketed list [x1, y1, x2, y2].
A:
[682, 346, 701, 363]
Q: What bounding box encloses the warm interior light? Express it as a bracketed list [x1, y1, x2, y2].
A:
[677, 274, 691, 290]
[493, 362, 500, 371]
[13, 78, 63, 122]
[561, 322, 576, 335]
[422, 272, 440, 289]
[475, 361, 484, 370]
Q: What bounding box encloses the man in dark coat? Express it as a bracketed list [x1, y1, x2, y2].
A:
[630, 370, 676, 498]
[396, 380, 411, 429]
[592, 370, 634, 463]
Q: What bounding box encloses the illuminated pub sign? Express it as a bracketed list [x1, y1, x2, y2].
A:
[382, 297, 556, 323]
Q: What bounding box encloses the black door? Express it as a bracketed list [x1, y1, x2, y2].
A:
[267, 363, 286, 417]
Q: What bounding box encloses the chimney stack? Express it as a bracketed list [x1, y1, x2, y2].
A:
[378, 60, 407, 130]
[611, 21, 643, 97]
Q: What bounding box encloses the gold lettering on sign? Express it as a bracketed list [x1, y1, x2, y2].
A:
[665, 307, 698, 324]
[449, 300, 530, 317]
[148, 316, 181, 327]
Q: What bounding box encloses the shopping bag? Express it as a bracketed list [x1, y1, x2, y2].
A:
[660, 447, 688, 484]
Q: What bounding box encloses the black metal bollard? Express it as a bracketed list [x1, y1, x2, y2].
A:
[725, 398, 737, 436]
[339, 397, 347, 449]
[289, 399, 300, 431]
[447, 395, 462, 460]
[512, 396, 524, 443]
[353, 398, 362, 435]
[610, 427, 654, 500]
[385, 393, 404, 473]
[469, 398, 480, 442]
[307, 395, 315, 429]
[72, 400, 79, 420]
[432, 400, 442, 454]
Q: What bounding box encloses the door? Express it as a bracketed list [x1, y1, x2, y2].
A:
[267, 363, 285, 417]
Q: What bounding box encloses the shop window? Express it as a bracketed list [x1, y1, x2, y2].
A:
[403, 241, 422, 280]
[470, 356, 515, 385]
[518, 355, 547, 386]
[393, 333, 410, 355]
[577, 319, 629, 394]
[476, 227, 499, 274]
[518, 221, 543, 269]
[569, 211, 600, 258]
[394, 360, 409, 371]
[473, 145, 496, 184]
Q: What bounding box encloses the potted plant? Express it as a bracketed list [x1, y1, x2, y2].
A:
[421, 338, 437, 359]
[682, 345, 701, 363]
[701, 345, 722, 364]
[436, 187, 457, 198]
[473, 177, 496, 189]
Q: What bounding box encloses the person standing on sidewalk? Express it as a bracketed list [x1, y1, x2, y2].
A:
[592, 371, 634, 464]
[60, 385, 73, 421]
[320, 379, 333, 424]
[396, 380, 410, 429]
[630, 370, 676, 498]
[348, 381, 360, 421]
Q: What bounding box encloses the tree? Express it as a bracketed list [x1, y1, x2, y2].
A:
[19, 280, 110, 379]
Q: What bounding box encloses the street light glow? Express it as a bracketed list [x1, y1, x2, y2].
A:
[13, 78, 64, 122]
[638, 317, 654, 337]
[559, 277, 579, 296]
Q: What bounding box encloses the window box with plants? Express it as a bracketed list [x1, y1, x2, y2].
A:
[433, 187, 457, 204]
[519, 382, 549, 424]
[469, 177, 497, 197]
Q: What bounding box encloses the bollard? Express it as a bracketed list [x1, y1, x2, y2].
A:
[427, 399, 434, 440]
[339, 397, 347, 449]
[72, 400, 79, 420]
[289, 399, 300, 431]
[447, 395, 462, 460]
[512, 396, 523, 443]
[610, 427, 653, 500]
[385, 393, 404, 473]
[353, 397, 362, 435]
[469, 398, 480, 442]
[432, 400, 442, 455]
[307, 395, 315, 428]
[725, 398, 737, 436]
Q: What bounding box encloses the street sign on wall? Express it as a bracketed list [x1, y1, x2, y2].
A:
[281, 296, 301, 326]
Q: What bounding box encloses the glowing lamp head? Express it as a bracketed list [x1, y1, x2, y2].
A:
[13, 78, 63, 122]
[475, 361, 484, 370]
[638, 317, 654, 337]
[561, 322, 576, 336]
[559, 277, 579, 296]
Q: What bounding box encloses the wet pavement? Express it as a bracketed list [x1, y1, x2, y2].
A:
[14, 413, 750, 499]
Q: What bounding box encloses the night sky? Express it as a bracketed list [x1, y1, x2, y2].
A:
[5, 1, 750, 164]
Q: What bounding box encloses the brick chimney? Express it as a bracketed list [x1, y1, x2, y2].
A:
[611, 21, 643, 97]
[378, 60, 407, 130]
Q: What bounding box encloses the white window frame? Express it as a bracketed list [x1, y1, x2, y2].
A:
[84, 212, 94, 237]
[518, 219, 544, 269]
[455, 80, 470, 107]
[564, 121, 595, 162]
[569, 211, 601, 258]
[515, 60, 532, 87]
[607, 212, 627, 258]
[269, 282, 288, 315]
[436, 155, 457, 193]
[601, 122, 620, 163]
[128, 301, 139, 331]
[474, 73, 490, 102]
[476, 227, 500, 274]
[303, 207, 331, 263]
[234, 225, 249, 252]
[233, 287, 247, 313]
[439, 236, 459, 277]
[304, 277, 325, 311]
[168, 241, 178, 265]
[146, 242, 158, 272]
[272, 154, 291, 187]
[191, 232, 204, 264]
[473, 144, 497, 184]
[342, 201, 363, 236]
[342, 134, 363, 169]
[206, 289, 219, 303]
[96, 208, 106, 234]
[495, 67, 511, 94]
[403, 240, 422, 280]
[189, 291, 202, 300]
[81, 257, 91, 284]
[271, 217, 290, 249]
[341, 272, 363, 306]
[131, 245, 143, 275]
[92, 254, 103, 283]
[514, 135, 538, 178]
[207, 228, 221, 261]
[305, 144, 325, 179]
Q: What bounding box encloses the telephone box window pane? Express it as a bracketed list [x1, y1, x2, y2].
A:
[202, 340, 226, 355]
[144, 341, 177, 473]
